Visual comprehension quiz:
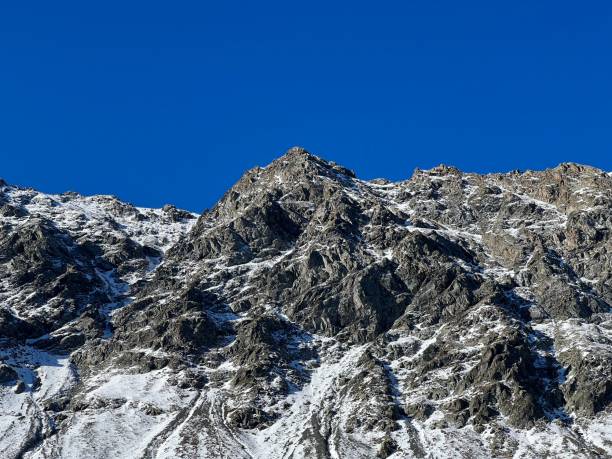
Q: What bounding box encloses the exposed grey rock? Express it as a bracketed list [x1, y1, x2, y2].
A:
[0, 363, 17, 383]
[162, 204, 196, 222]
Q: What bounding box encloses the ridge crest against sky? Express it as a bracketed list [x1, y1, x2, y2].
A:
[2, 152, 610, 214]
[1, 1, 610, 211]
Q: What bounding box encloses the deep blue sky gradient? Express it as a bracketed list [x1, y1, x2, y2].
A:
[1, 1, 611, 211]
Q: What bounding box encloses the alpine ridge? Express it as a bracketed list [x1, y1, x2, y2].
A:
[0, 147, 610, 458]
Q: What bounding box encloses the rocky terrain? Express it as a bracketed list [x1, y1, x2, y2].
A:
[0, 147, 610, 458]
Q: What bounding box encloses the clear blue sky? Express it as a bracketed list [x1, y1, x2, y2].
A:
[1, 2, 610, 212]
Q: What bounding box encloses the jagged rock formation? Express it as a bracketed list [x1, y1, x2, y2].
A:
[0, 148, 610, 458]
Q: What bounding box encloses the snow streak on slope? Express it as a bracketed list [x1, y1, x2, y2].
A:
[4, 186, 197, 252]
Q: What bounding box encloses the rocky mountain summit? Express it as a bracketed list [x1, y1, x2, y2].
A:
[0, 147, 610, 458]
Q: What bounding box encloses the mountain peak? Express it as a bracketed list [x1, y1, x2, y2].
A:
[428, 164, 463, 176]
[552, 162, 604, 175]
[273, 146, 325, 169]
[284, 145, 312, 158]
[267, 146, 356, 179]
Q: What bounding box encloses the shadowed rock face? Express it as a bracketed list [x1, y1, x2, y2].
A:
[0, 148, 611, 458]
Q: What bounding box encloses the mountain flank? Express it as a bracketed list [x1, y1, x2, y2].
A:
[0, 147, 610, 458]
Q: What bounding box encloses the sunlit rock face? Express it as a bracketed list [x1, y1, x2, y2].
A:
[0, 149, 610, 458]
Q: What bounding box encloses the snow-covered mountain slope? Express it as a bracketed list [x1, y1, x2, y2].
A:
[0, 148, 610, 458]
